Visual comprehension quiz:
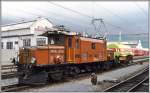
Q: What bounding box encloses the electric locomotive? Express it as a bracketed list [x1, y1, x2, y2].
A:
[13, 29, 121, 84]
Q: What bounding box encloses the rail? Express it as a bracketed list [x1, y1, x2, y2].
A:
[103, 67, 149, 92]
[1, 65, 17, 79]
[1, 84, 30, 92]
[128, 77, 149, 92]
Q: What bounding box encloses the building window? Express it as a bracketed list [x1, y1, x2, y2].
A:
[23, 39, 31, 47]
[91, 43, 96, 49]
[68, 37, 72, 48]
[1, 42, 3, 49]
[7, 42, 13, 49]
[76, 39, 79, 49]
[37, 38, 46, 46]
[15, 41, 18, 44]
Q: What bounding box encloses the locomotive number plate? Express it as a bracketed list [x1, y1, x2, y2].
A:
[50, 50, 64, 53]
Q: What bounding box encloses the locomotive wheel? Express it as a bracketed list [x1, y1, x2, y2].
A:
[103, 63, 110, 70]
[74, 67, 80, 74]
[50, 72, 63, 81]
[69, 66, 80, 76]
[85, 65, 92, 72]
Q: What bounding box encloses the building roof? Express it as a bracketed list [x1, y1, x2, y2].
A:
[1, 18, 53, 31]
[1, 21, 35, 31]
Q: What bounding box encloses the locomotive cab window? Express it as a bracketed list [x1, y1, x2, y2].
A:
[48, 35, 65, 46]
[91, 43, 96, 49]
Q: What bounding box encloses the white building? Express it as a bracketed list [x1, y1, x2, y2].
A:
[1, 18, 53, 50]
[1, 18, 54, 65]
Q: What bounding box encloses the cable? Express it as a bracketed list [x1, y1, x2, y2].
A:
[95, 3, 131, 25]
[48, 2, 126, 32]
[32, 6, 92, 30]
[134, 2, 147, 16]
[49, 2, 94, 19]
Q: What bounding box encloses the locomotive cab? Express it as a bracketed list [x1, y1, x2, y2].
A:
[19, 31, 70, 66]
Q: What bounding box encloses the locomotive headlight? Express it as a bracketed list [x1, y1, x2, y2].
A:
[31, 57, 36, 64]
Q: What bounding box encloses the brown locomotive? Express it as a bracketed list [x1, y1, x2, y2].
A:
[15, 29, 121, 84]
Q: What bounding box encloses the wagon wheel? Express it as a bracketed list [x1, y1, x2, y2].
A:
[127, 55, 133, 64]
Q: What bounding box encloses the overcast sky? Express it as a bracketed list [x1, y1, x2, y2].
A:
[1, 1, 148, 35]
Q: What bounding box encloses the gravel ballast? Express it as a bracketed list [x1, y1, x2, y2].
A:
[19, 62, 149, 92]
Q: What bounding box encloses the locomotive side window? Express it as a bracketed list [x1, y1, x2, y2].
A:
[76, 39, 79, 49]
[91, 43, 96, 49]
[68, 37, 72, 48]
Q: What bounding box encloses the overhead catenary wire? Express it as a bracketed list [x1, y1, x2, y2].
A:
[95, 3, 132, 25]
[2, 1, 127, 33]
[48, 1, 127, 32]
[2, 4, 93, 33]
[32, 6, 93, 31]
[134, 2, 147, 16]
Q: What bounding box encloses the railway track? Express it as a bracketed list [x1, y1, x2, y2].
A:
[2, 64, 17, 79]
[129, 77, 149, 92]
[103, 67, 149, 92]
[1, 84, 30, 92]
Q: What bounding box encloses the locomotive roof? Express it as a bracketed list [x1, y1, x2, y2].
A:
[40, 29, 77, 36]
[40, 30, 106, 41]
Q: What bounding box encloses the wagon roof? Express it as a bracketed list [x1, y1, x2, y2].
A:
[107, 43, 131, 49]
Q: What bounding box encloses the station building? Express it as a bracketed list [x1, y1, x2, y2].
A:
[1, 18, 53, 50]
[1, 18, 54, 64]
